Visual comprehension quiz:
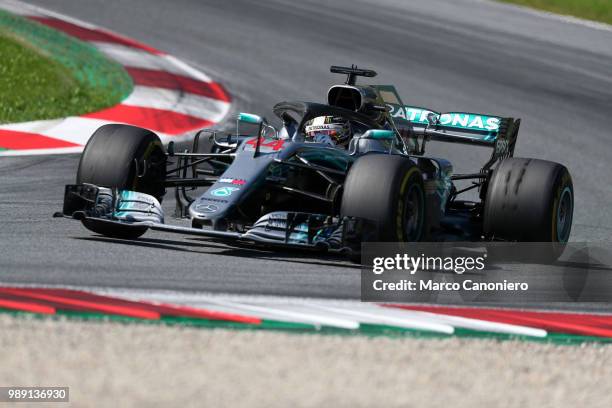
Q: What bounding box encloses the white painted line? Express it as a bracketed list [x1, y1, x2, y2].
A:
[377, 306, 547, 337]
[0, 117, 132, 146]
[308, 303, 454, 334]
[162, 55, 212, 82]
[0, 146, 84, 156]
[123, 86, 231, 121]
[38, 117, 115, 145]
[0, 118, 66, 133]
[0, 0, 100, 29]
[416, 311, 547, 337]
[0, 0, 43, 16]
[34, 116, 181, 146]
[92, 42, 200, 78]
[227, 301, 544, 337]
[201, 299, 360, 330]
[176, 303, 326, 325]
[0, 116, 182, 148]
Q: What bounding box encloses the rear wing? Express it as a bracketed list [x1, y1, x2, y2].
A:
[373, 85, 520, 167]
[394, 107, 499, 139]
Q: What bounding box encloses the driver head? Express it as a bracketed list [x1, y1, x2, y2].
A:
[304, 116, 352, 147]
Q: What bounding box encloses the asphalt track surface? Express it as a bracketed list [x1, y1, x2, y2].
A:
[1, 0, 611, 304]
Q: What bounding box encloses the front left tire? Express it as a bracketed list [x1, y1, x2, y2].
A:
[77, 124, 167, 239]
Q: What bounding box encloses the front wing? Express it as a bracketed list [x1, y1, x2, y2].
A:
[55, 184, 374, 253]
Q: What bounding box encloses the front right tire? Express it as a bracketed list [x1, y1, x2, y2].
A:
[341, 154, 425, 242]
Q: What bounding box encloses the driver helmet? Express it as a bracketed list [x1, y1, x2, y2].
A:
[304, 116, 352, 147]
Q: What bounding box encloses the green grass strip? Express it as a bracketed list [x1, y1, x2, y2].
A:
[0, 9, 132, 124]
[497, 0, 612, 25]
[3, 308, 612, 345]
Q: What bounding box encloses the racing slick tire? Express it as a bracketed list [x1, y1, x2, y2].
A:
[341, 154, 426, 245]
[76, 124, 167, 239]
[483, 157, 573, 257]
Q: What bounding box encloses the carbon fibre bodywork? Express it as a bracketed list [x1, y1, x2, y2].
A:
[187, 134, 356, 231]
[57, 66, 548, 255]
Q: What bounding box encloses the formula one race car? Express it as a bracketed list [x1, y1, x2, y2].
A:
[56, 65, 574, 260]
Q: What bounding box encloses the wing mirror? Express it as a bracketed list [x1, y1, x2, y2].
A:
[237, 112, 264, 125]
[237, 112, 267, 138]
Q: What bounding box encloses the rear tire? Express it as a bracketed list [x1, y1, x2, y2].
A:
[77, 124, 166, 239]
[341, 154, 425, 242]
[484, 157, 573, 243]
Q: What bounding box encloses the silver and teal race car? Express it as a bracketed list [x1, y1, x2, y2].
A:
[56, 65, 574, 260]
